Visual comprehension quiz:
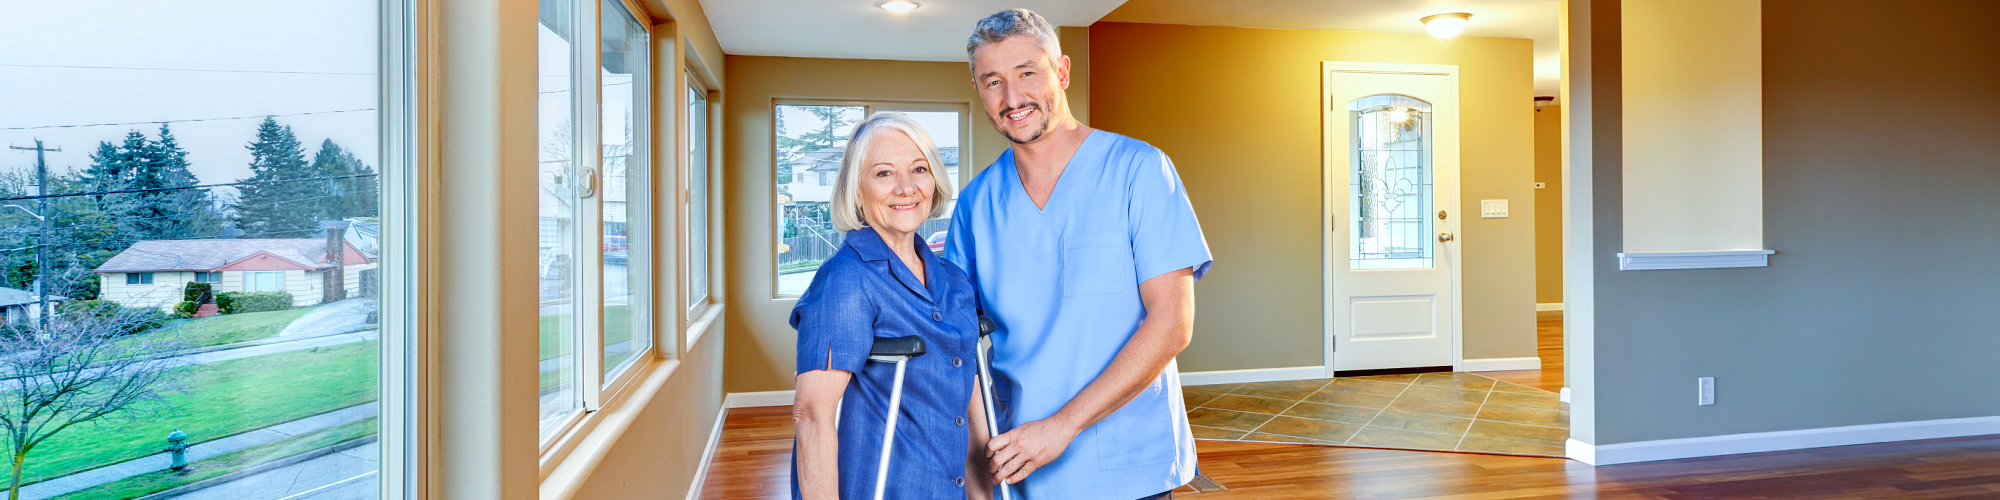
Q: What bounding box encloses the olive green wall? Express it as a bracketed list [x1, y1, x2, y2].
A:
[1089, 22, 1539, 371]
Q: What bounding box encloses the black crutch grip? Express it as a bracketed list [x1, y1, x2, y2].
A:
[869, 336, 927, 358]
[977, 315, 997, 338]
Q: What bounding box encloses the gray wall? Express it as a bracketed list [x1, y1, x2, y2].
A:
[1586, 0, 2000, 445]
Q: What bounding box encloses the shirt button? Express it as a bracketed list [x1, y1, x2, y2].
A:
[932, 311, 943, 321]
[955, 476, 966, 488]
[952, 357, 963, 368]
[955, 416, 967, 427]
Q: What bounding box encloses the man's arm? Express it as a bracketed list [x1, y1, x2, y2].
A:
[986, 267, 1195, 484]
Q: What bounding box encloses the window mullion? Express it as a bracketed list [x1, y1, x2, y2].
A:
[574, 0, 606, 411]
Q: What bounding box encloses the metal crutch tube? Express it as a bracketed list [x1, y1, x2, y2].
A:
[975, 316, 1014, 500]
[866, 336, 927, 500]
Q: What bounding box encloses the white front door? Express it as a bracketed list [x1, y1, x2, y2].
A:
[1323, 62, 1461, 373]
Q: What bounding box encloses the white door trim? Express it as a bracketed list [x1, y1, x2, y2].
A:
[1321, 61, 1464, 377]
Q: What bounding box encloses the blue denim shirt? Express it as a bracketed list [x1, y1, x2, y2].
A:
[791, 227, 979, 500]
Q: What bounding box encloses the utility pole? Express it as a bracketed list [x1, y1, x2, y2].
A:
[10, 140, 58, 331]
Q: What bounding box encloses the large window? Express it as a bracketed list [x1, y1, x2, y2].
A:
[687, 80, 711, 310]
[537, 0, 656, 442]
[0, 0, 386, 497]
[774, 103, 963, 296]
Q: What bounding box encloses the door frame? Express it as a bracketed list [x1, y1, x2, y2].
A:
[1319, 61, 1465, 377]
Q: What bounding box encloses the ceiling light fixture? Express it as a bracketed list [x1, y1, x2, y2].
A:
[1421, 12, 1473, 40]
[877, 1, 919, 13]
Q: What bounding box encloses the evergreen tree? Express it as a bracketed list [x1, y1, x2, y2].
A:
[307, 139, 379, 220]
[128, 124, 218, 240]
[234, 117, 316, 236]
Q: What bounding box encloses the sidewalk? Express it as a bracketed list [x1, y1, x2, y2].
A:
[15, 402, 378, 500]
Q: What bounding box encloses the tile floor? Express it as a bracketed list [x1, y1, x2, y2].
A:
[1182, 372, 1568, 457]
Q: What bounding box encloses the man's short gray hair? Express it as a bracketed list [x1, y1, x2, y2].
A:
[966, 8, 1062, 69]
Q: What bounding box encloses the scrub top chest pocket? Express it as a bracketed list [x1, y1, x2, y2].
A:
[1061, 230, 1137, 298]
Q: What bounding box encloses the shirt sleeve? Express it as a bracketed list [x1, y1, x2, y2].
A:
[790, 264, 875, 375]
[1129, 150, 1214, 282]
[942, 199, 979, 304]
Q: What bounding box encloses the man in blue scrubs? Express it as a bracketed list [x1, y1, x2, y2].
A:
[945, 9, 1212, 500]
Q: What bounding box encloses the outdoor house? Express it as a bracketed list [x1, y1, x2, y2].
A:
[93, 238, 377, 311]
[0, 287, 64, 325]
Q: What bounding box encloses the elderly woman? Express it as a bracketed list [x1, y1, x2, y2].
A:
[790, 112, 992, 500]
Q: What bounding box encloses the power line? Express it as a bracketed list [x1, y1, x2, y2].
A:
[2, 108, 377, 131]
[0, 173, 379, 203]
[0, 63, 375, 76]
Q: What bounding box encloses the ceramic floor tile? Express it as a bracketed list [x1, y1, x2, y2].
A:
[1307, 389, 1396, 409]
[1186, 408, 1276, 432]
[1190, 425, 1249, 440]
[1413, 372, 1498, 392]
[1350, 373, 1423, 384]
[1280, 401, 1380, 424]
[1229, 379, 1330, 401]
[1182, 389, 1227, 409]
[1489, 381, 1548, 395]
[1398, 384, 1491, 404]
[1324, 378, 1410, 396]
[1383, 396, 1484, 419]
[1465, 420, 1568, 449]
[1241, 432, 1333, 444]
[1346, 426, 1465, 450]
[1201, 394, 1296, 415]
[1485, 391, 1563, 410]
[1184, 383, 1243, 394]
[1476, 404, 1569, 428]
[1365, 411, 1474, 436]
[1457, 436, 1566, 456]
[1253, 416, 1364, 443]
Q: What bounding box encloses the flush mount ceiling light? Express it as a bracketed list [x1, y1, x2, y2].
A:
[877, 1, 919, 13]
[1421, 12, 1473, 39]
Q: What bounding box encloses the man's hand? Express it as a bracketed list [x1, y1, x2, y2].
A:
[986, 417, 1080, 485]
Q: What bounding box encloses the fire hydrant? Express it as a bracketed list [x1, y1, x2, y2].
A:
[164, 429, 190, 471]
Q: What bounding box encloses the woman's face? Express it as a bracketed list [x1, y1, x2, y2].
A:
[856, 130, 936, 237]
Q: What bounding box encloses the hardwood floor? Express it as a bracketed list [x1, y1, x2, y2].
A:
[1471, 310, 1565, 392]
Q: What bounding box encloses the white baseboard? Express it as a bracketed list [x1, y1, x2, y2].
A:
[1178, 366, 1325, 386]
[683, 406, 730, 500]
[724, 390, 795, 408]
[1537, 302, 1564, 312]
[1461, 357, 1543, 372]
[1559, 387, 1571, 404]
[1566, 415, 2000, 466]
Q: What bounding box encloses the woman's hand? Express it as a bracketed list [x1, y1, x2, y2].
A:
[794, 369, 852, 500]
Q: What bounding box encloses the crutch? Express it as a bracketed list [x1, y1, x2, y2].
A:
[866, 335, 926, 500]
[975, 316, 1015, 500]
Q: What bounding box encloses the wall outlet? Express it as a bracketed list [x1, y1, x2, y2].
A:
[1534, 182, 1548, 189]
[1697, 377, 1715, 406]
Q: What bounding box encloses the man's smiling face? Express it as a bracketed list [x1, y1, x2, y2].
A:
[971, 36, 1069, 146]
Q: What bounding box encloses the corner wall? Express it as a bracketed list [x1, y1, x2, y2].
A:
[1088, 22, 1538, 371]
[1535, 105, 1563, 305]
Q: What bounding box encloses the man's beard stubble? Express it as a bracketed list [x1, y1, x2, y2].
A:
[997, 102, 1053, 145]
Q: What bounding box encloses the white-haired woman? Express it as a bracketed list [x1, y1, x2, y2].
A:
[789, 112, 992, 500]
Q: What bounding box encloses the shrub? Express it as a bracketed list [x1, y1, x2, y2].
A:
[58, 300, 172, 335]
[183, 282, 214, 303]
[173, 301, 200, 318]
[218, 292, 292, 314]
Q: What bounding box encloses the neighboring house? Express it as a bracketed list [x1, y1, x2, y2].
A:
[93, 239, 378, 311]
[0, 287, 64, 325]
[778, 146, 958, 206]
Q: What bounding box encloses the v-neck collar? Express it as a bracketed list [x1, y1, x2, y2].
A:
[1007, 130, 1102, 213]
[844, 226, 940, 303]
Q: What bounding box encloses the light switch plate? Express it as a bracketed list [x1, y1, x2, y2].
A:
[1480, 199, 1509, 218]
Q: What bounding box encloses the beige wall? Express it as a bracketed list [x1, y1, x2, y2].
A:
[1535, 105, 1563, 304]
[1090, 22, 1538, 370]
[720, 29, 1091, 393]
[1620, 0, 1764, 252]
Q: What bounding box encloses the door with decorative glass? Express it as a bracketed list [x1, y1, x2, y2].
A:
[1323, 62, 1461, 373]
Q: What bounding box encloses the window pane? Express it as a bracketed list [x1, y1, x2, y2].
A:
[537, 0, 582, 435]
[775, 105, 864, 296]
[0, 0, 383, 496]
[883, 110, 959, 255]
[687, 84, 709, 308]
[601, 0, 650, 380]
[1349, 94, 1435, 270]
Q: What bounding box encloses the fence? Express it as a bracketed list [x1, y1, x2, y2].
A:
[778, 218, 953, 273]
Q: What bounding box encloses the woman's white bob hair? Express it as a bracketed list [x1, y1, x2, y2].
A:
[828, 112, 956, 232]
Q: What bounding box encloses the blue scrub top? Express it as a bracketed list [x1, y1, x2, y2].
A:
[790, 227, 980, 500]
[945, 131, 1213, 500]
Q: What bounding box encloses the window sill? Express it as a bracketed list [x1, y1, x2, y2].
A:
[537, 303, 725, 498]
[1616, 249, 1775, 271]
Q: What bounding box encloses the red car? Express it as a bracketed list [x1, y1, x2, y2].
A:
[926, 231, 948, 254]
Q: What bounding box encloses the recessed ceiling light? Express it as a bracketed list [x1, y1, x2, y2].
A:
[878, 1, 919, 13]
[1421, 12, 1473, 40]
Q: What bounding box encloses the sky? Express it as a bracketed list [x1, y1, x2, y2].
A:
[0, 0, 380, 192]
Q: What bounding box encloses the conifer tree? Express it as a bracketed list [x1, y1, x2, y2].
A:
[234, 117, 315, 236]
[128, 124, 217, 240]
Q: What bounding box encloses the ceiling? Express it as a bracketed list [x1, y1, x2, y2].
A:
[698, 0, 1559, 95]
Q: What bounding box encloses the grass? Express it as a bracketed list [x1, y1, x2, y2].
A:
[537, 305, 632, 362]
[10, 340, 377, 486]
[116, 306, 320, 351]
[46, 417, 377, 500]
[778, 260, 823, 274]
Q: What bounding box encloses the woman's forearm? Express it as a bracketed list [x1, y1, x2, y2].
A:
[794, 370, 852, 500]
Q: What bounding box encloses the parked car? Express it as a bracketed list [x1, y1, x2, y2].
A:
[926, 231, 948, 254]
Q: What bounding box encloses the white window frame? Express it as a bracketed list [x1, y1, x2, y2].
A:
[685, 75, 712, 318]
[194, 271, 222, 284]
[244, 271, 285, 292]
[768, 99, 972, 298]
[126, 272, 153, 285]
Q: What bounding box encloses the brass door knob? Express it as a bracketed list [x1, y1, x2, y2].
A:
[1438, 232, 1454, 242]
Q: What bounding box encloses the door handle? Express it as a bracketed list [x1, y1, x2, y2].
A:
[1438, 232, 1453, 243]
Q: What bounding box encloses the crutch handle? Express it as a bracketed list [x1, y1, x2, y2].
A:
[978, 316, 996, 337]
[869, 335, 927, 358]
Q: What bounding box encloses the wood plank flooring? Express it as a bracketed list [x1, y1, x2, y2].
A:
[1471, 310, 1565, 392]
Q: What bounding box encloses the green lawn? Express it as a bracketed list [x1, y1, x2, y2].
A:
[537, 304, 632, 362]
[12, 340, 377, 485]
[118, 306, 320, 351]
[48, 417, 377, 500]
